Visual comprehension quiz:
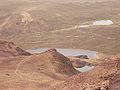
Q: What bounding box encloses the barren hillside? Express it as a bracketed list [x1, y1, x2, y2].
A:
[0, 45, 78, 90]
[51, 55, 120, 90]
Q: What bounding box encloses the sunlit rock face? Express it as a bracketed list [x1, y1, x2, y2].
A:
[93, 20, 113, 26]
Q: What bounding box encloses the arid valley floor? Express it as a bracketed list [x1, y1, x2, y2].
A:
[0, 0, 120, 90]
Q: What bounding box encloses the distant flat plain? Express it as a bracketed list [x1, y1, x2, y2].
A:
[0, 0, 120, 55]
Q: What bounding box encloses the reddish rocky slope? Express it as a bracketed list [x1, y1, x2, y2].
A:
[0, 47, 78, 90]
[51, 56, 120, 90]
[0, 40, 31, 57]
[0, 40, 120, 90]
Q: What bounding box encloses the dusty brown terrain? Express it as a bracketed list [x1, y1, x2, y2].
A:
[0, 0, 120, 89]
[0, 0, 120, 54]
[0, 40, 120, 90]
[109, 74, 120, 90]
[51, 55, 120, 90]
[0, 40, 31, 57]
[0, 41, 78, 90]
[68, 56, 91, 68]
[68, 52, 109, 67]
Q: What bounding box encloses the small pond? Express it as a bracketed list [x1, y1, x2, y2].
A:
[27, 48, 96, 72]
[75, 65, 95, 72]
[27, 48, 97, 58]
[93, 20, 113, 26]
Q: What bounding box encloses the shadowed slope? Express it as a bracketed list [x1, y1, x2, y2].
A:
[16, 49, 79, 80]
[109, 74, 120, 90]
[0, 48, 78, 90]
[51, 55, 120, 90]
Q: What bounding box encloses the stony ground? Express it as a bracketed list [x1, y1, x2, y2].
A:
[0, 40, 120, 90]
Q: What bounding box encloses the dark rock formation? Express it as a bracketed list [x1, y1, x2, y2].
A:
[0, 40, 31, 57]
[75, 55, 89, 59]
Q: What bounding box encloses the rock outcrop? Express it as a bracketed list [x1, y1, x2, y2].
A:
[0, 40, 31, 57]
[0, 40, 120, 90]
[17, 49, 79, 80]
[68, 56, 89, 68]
[51, 55, 120, 90]
[0, 48, 79, 90]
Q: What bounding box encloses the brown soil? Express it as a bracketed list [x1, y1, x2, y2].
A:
[0, 40, 120, 90]
[0, 39, 31, 57]
[51, 55, 120, 90]
[0, 0, 120, 55]
[0, 46, 78, 90]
